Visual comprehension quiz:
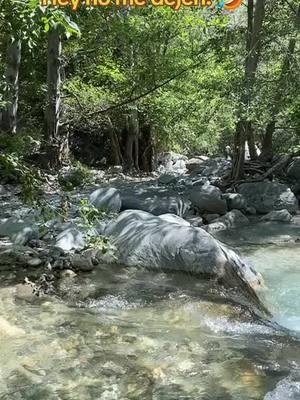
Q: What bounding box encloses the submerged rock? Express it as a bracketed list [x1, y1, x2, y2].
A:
[261, 209, 293, 223]
[104, 210, 268, 315]
[238, 181, 298, 214]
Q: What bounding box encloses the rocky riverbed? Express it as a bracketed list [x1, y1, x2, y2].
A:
[0, 155, 300, 398]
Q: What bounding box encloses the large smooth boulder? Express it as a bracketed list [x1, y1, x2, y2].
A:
[238, 181, 298, 214]
[104, 210, 268, 315]
[261, 209, 293, 223]
[0, 217, 38, 245]
[287, 157, 300, 180]
[89, 187, 122, 213]
[189, 184, 227, 215]
[120, 187, 189, 217]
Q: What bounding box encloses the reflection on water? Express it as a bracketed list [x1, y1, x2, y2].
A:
[0, 235, 300, 399]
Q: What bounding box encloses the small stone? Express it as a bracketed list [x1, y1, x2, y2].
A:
[60, 269, 77, 278]
[26, 257, 43, 267]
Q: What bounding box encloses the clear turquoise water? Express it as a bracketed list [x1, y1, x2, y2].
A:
[0, 228, 300, 399]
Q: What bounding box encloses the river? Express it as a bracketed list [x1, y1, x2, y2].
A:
[0, 222, 299, 399]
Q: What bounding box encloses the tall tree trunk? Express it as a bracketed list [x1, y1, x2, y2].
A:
[260, 5, 300, 161]
[231, 0, 265, 181]
[107, 116, 122, 165]
[0, 38, 21, 134]
[45, 28, 68, 167]
[125, 106, 139, 171]
[247, 122, 257, 160]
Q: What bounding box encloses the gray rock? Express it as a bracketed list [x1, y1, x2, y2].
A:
[159, 214, 190, 226]
[261, 209, 293, 223]
[238, 181, 298, 214]
[158, 174, 177, 185]
[70, 254, 94, 271]
[222, 193, 247, 211]
[264, 377, 300, 400]
[203, 213, 220, 223]
[246, 206, 257, 215]
[186, 157, 207, 173]
[120, 187, 189, 217]
[55, 227, 85, 252]
[104, 210, 267, 315]
[185, 216, 204, 227]
[189, 184, 227, 215]
[206, 210, 249, 232]
[89, 187, 121, 213]
[0, 217, 38, 245]
[287, 157, 300, 180]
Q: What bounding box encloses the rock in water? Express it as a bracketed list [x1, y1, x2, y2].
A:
[104, 210, 269, 316]
[261, 209, 293, 223]
[89, 187, 122, 213]
[238, 182, 298, 214]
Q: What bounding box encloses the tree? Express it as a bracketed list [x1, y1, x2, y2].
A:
[231, 0, 266, 181]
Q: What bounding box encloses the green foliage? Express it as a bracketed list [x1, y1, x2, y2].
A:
[79, 198, 106, 226]
[85, 235, 116, 256]
[58, 163, 93, 191]
[0, 153, 43, 203]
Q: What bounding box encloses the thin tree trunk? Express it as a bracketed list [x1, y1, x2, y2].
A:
[46, 28, 62, 141]
[247, 122, 257, 160]
[107, 116, 122, 165]
[45, 28, 69, 167]
[0, 39, 21, 134]
[260, 5, 299, 161]
[231, 0, 265, 181]
[125, 105, 139, 171]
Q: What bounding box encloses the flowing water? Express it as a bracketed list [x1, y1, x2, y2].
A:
[0, 223, 300, 400]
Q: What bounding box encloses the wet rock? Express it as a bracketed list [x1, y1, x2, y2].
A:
[264, 376, 300, 400]
[0, 316, 25, 337]
[261, 209, 293, 223]
[55, 227, 85, 252]
[189, 184, 227, 215]
[0, 217, 38, 245]
[104, 210, 267, 315]
[206, 210, 250, 233]
[238, 181, 298, 214]
[89, 187, 122, 213]
[222, 193, 247, 211]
